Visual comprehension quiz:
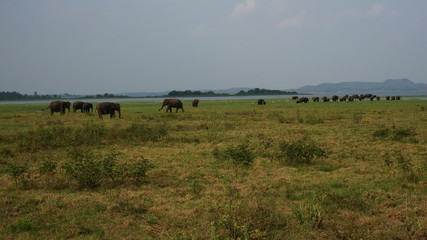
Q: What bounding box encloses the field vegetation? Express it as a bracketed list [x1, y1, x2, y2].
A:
[0, 98, 426, 239]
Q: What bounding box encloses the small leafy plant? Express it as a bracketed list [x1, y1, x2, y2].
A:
[213, 143, 255, 166]
[274, 140, 326, 165]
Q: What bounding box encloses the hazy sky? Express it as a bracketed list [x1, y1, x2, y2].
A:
[1, 0, 426, 94]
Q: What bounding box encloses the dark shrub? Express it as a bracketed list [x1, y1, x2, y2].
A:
[213, 143, 255, 166]
[274, 140, 326, 165]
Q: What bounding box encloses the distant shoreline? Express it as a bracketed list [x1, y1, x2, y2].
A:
[0, 93, 426, 105]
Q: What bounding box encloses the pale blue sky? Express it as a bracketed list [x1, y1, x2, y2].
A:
[1, 0, 426, 94]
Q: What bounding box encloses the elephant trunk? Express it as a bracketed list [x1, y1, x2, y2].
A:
[118, 110, 121, 118]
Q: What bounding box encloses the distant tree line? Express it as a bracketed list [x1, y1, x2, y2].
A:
[167, 88, 297, 97]
[81, 93, 129, 99]
[0, 91, 129, 100]
[0, 91, 60, 100]
[167, 90, 228, 97]
[235, 88, 297, 96]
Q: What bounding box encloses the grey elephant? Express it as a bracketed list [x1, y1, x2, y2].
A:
[257, 99, 266, 105]
[331, 95, 339, 102]
[96, 102, 121, 119]
[322, 96, 330, 102]
[339, 95, 348, 102]
[43, 101, 71, 116]
[82, 102, 93, 113]
[73, 101, 84, 113]
[159, 99, 184, 113]
[192, 99, 200, 107]
[296, 97, 309, 103]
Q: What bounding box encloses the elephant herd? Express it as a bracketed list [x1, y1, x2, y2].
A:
[44, 94, 401, 118]
[44, 98, 200, 118]
[292, 94, 401, 103]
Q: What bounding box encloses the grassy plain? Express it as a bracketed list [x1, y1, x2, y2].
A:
[0, 98, 427, 239]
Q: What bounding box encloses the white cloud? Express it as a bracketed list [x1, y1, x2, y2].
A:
[279, 11, 305, 28]
[191, 24, 210, 37]
[367, 3, 384, 17]
[231, 0, 256, 17]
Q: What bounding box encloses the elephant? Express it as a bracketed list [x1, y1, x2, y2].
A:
[43, 101, 71, 116]
[159, 99, 184, 113]
[396, 96, 401, 100]
[376, 96, 381, 101]
[192, 99, 200, 107]
[96, 102, 121, 119]
[370, 95, 376, 101]
[391, 96, 396, 100]
[296, 97, 309, 103]
[82, 102, 93, 113]
[312, 97, 320, 102]
[332, 95, 339, 102]
[386, 96, 390, 100]
[339, 95, 348, 102]
[73, 101, 84, 113]
[348, 96, 354, 102]
[322, 96, 330, 102]
[291, 96, 299, 100]
[257, 99, 266, 105]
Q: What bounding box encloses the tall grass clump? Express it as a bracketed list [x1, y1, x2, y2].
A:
[384, 151, 419, 183]
[213, 143, 255, 165]
[372, 126, 417, 143]
[273, 139, 326, 165]
[209, 196, 288, 239]
[17, 124, 72, 151]
[16, 122, 107, 152]
[7, 162, 30, 186]
[62, 150, 154, 189]
[122, 122, 168, 142]
[62, 150, 107, 189]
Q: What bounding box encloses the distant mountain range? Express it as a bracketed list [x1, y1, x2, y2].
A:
[289, 79, 427, 93]
[119, 79, 427, 97]
[119, 88, 253, 97]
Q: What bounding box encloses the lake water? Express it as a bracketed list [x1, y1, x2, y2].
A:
[1, 91, 426, 105]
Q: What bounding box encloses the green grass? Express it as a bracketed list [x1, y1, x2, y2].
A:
[1, 98, 427, 239]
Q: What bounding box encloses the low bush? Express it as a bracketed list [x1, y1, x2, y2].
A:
[62, 150, 154, 189]
[209, 197, 289, 239]
[213, 143, 255, 166]
[7, 162, 30, 186]
[372, 126, 417, 142]
[123, 123, 168, 142]
[273, 140, 326, 165]
[384, 151, 419, 183]
[15, 122, 167, 152]
[372, 128, 390, 138]
[62, 150, 106, 189]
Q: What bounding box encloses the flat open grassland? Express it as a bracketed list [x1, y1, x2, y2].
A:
[1, 98, 427, 239]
